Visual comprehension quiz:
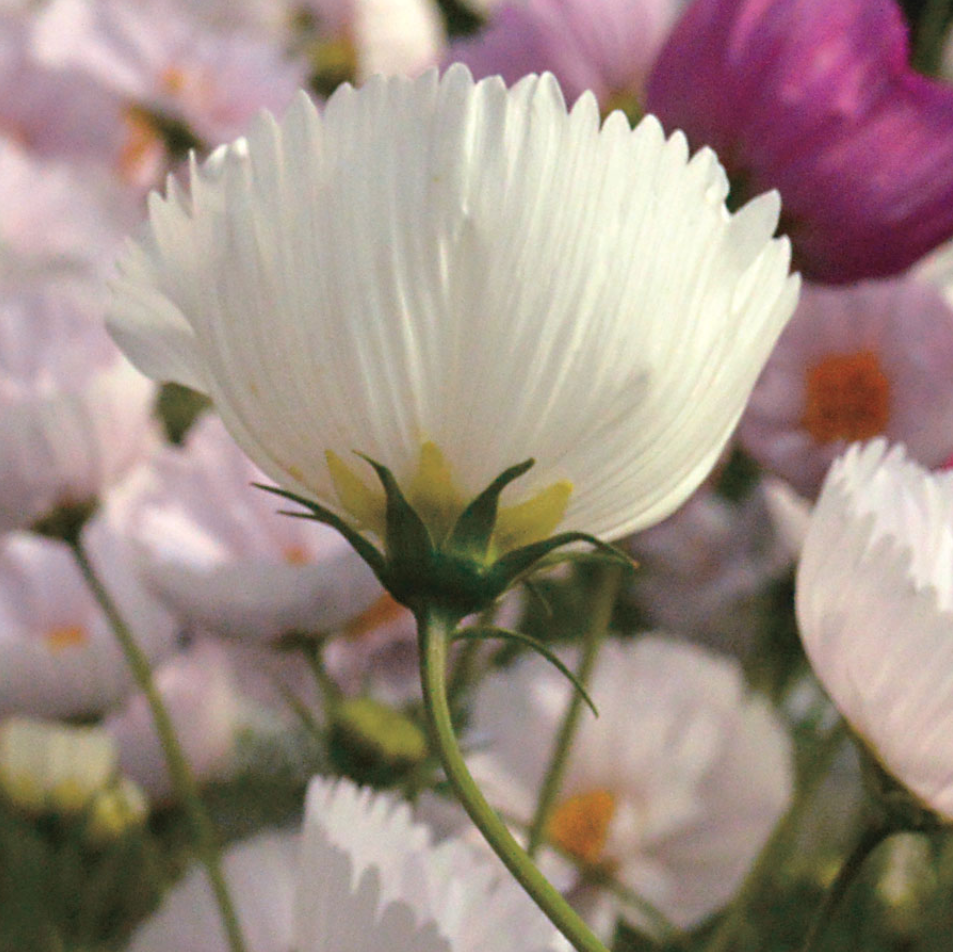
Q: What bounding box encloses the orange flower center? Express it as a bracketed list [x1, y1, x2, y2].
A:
[118, 106, 163, 181]
[45, 625, 88, 653]
[547, 788, 616, 866]
[801, 350, 891, 444]
[283, 545, 310, 565]
[344, 594, 407, 640]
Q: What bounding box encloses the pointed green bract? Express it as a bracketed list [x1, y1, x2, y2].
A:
[252, 482, 388, 582]
[447, 459, 535, 563]
[454, 626, 599, 718]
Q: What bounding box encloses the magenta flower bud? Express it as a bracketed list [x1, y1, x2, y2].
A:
[646, 0, 953, 283]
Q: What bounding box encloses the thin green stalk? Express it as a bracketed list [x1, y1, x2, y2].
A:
[70, 539, 248, 952]
[447, 605, 496, 705]
[417, 605, 612, 952]
[706, 719, 848, 952]
[526, 565, 622, 858]
[799, 822, 893, 952]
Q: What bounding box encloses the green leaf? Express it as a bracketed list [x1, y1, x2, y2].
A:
[357, 455, 435, 567]
[252, 483, 387, 581]
[488, 531, 635, 594]
[453, 626, 599, 718]
[446, 459, 535, 562]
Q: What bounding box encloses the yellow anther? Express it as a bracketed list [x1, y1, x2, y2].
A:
[408, 442, 465, 543]
[326, 450, 387, 536]
[495, 480, 573, 554]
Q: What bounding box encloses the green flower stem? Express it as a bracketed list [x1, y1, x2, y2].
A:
[799, 821, 893, 952]
[69, 539, 249, 952]
[417, 604, 612, 952]
[527, 564, 622, 858]
[706, 719, 848, 952]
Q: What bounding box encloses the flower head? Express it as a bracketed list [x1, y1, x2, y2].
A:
[646, 0, 953, 283]
[129, 775, 567, 952]
[109, 66, 797, 596]
[796, 440, 953, 819]
[739, 275, 953, 498]
[460, 637, 792, 933]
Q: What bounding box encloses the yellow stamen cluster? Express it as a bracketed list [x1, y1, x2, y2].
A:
[326, 442, 572, 556]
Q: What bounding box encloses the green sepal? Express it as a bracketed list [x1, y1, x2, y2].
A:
[252, 482, 387, 582]
[446, 459, 535, 563]
[357, 455, 435, 566]
[454, 626, 599, 718]
[487, 532, 635, 595]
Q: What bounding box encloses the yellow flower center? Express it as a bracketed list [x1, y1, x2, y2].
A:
[44, 624, 88, 653]
[118, 106, 163, 182]
[326, 442, 572, 554]
[602, 89, 643, 126]
[801, 350, 891, 444]
[344, 593, 407, 640]
[547, 788, 617, 866]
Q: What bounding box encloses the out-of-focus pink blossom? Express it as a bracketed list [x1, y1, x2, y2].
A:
[627, 484, 790, 652]
[0, 291, 159, 533]
[449, 0, 684, 112]
[0, 523, 178, 719]
[105, 639, 239, 803]
[0, 15, 130, 167]
[739, 274, 953, 498]
[111, 413, 383, 642]
[34, 0, 308, 150]
[0, 138, 136, 284]
[646, 0, 953, 283]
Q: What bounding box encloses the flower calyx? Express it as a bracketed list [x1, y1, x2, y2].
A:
[256, 456, 633, 620]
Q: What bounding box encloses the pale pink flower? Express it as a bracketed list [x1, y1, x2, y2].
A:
[0, 523, 178, 719]
[110, 413, 383, 641]
[0, 137, 136, 284]
[34, 0, 308, 149]
[0, 289, 159, 532]
[449, 0, 685, 112]
[739, 274, 953, 498]
[104, 639, 239, 802]
[466, 637, 793, 934]
[797, 440, 953, 820]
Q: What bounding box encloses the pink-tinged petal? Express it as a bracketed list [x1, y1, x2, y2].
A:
[111, 412, 383, 641]
[0, 523, 178, 719]
[449, 0, 685, 108]
[0, 290, 160, 532]
[646, 0, 953, 283]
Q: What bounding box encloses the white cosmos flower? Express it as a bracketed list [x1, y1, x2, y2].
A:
[129, 775, 567, 952]
[108, 66, 798, 547]
[461, 636, 793, 933]
[796, 439, 953, 819]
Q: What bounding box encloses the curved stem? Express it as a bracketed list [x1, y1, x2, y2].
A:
[706, 719, 847, 952]
[417, 605, 611, 952]
[527, 565, 621, 857]
[70, 539, 248, 952]
[800, 821, 893, 952]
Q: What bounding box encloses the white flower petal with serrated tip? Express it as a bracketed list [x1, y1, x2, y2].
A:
[109, 66, 798, 542]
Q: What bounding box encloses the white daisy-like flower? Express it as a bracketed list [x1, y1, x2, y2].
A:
[796, 439, 953, 820]
[463, 637, 793, 933]
[129, 775, 567, 952]
[108, 66, 798, 555]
